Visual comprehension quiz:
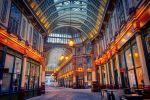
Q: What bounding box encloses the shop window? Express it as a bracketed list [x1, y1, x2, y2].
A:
[144, 26, 150, 54]
[8, 3, 21, 35]
[132, 44, 143, 87]
[125, 48, 134, 70]
[1, 54, 14, 92]
[125, 48, 137, 87]
[87, 72, 92, 81]
[0, 0, 8, 22]
[34, 66, 39, 89]
[119, 52, 126, 68]
[25, 62, 30, 90]
[128, 70, 136, 87]
[12, 57, 22, 91]
[29, 65, 35, 89]
[132, 44, 141, 67]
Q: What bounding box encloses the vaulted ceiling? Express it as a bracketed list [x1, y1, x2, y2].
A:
[24, 0, 108, 71]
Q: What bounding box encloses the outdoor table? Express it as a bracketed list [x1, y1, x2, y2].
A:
[134, 89, 144, 95]
[123, 93, 143, 100]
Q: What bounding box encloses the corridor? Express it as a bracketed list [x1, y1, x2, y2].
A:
[28, 87, 101, 100]
[0, 0, 150, 100]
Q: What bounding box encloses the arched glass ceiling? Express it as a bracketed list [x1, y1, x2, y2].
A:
[24, 0, 108, 44]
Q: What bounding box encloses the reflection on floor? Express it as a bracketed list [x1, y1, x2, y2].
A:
[27, 87, 101, 100]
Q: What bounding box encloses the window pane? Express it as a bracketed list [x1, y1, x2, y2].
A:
[132, 44, 141, 67]
[136, 67, 143, 88]
[26, 62, 30, 75]
[4, 54, 14, 73]
[1, 73, 11, 92]
[125, 48, 133, 69]
[21, 18, 26, 39]
[8, 3, 21, 35]
[144, 27, 150, 54]
[14, 57, 22, 74]
[119, 52, 126, 68]
[87, 72, 92, 81]
[0, 0, 8, 22]
[128, 70, 137, 87]
[12, 74, 20, 91]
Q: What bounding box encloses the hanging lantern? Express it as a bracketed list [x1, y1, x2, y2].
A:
[68, 39, 74, 47]
[60, 55, 65, 60]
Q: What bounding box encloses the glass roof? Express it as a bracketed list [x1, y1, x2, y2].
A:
[25, 0, 108, 44]
[24, 0, 108, 71]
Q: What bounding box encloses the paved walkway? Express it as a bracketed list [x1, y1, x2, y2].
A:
[28, 87, 102, 100]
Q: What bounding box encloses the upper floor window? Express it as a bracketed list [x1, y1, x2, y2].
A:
[29, 26, 33, 45]
[33, 29, 39, 50]
[8, 3, 21, 35]
[116, 0, 125, 28]
[0, 0, 8, 22]
[20, 18, 27, 40]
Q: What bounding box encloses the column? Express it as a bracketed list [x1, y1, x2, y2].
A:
[104, 64, 109, 85]
[110, 59, 115, 85]
[91, 67, 99, 92]
[72, 72, 77, 88]
[106, 63, 110, 85]
[84, 71, 88, 88]
[92, 69, 96, 82]
[41, 67, 45, 94]
[99, 66, 102, 85]
[39, 65, 42, 87]
[18, 55, 27, 99]
[136, 32, 150, 85]
[41, 70, 45, 84]
[21, 56, 27, 88]
[116, 54, 122, 87]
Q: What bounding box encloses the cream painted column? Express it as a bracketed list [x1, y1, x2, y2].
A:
[21, 56, 27, 88]
[104, 64, 109, 84]
[39, 65, 42, 87]
[73, 74, 76, 83]
[136, 33, 150, 85]
[99, 66, 102, 84]
[110, 59, 115, 84]
[42, 70, 45, 84]
[84, 72, 88, 83]
[106, 63, 110, 84]
[116, 54, 122, 85]
[92, 70, 96, 82]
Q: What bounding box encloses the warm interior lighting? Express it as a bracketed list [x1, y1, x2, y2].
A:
[121, 38, 126, 43]
[65, 56, 69, 60]
[134, 52, 139, 58]
[60, 55, 65, 60]
[68, 40, 74, 47]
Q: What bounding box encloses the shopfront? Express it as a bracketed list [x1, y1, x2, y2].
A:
[142, 23, 150, 79]
[0, 45, 23, 99]
[0, 44, 41, 99]
[25, 58, 40, 99]
[119, 38, 143, 88]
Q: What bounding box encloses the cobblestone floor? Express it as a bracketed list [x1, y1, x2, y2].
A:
[28, 87, 102, 100]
